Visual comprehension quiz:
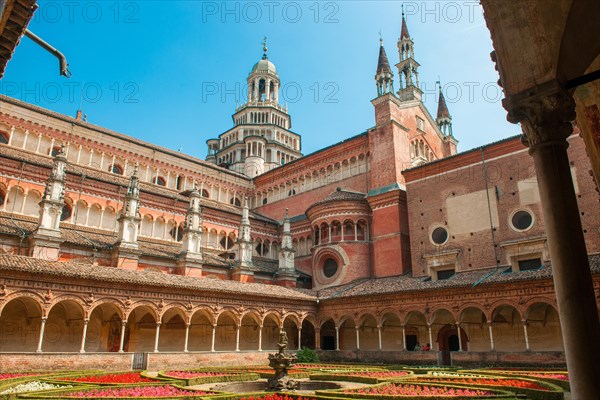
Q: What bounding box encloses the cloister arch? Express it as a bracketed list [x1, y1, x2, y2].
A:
[380, 311, 403, 351]
[405, 311, 428, 351]
[85, 302, 123, 352]
[43, 300, 85, 352]
[261, 313, 280, 351]
[158, 307, 187, 351]
[124, 305, 157, 352]
[0, 296, 43, 352]
[214, 311, 237, 351]
[491, 304, 525, 352]
[338, 315, 357, 350]
[319, 318, 336, 350]
[188, 309, 213, 351]
[524, 302, 563, 351]
[282, 315, 300, 351]
[300, 318, 316, 350]
[358, 313, 379, 351]
[459, 306, 488, 351]
[239, 312, 261, 351]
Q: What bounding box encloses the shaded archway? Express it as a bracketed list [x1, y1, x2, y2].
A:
[319, 319, 336, 350]
[214, 311, 237, 351]
[358, 314, 379, 351]
[491, 304, 525, 352]
[525, 302, 564, 351]
[261, 314, 280, 351]
[338, 316, 357, 350]
[43, 300, 85, 352]
[300, 319, 316, 350]
[124, 306, 157, 352]
[283, 316, 299, 350]
[239, 312, 260, 351]
[459, 306, 489, 352]
[0, 296, 43, 352]
[188, 309, 213, 351]
[380, 312, 403, 350]
[405, 311, 428, 351]
[159, 308, 187, 352]
[86, 303, 123, 352]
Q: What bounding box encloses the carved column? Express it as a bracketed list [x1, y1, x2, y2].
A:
[377, 326, 382, 350]
[235, 324, 240, 352]
[335, 327, 340, 351]
[355, 327, 360, 350]
[504, 81, 600, 398]
[211, 325, 216, 352]
[455, 323, 463, 351]
[427, 324, 433, 350]
[401, 325, 406, 350]
[258, 324, 263, 351]
[297, 328, 302, 350]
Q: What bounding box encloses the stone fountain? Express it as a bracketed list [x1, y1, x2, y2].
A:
[266, 330, 298, 391]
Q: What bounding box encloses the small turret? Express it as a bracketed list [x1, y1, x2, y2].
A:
[396, 6, 422, 101]
[436, 83, 453, 137]
[375, 36, 394, 96]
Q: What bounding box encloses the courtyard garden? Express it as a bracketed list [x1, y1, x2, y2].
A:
[0, 364, 568, 399]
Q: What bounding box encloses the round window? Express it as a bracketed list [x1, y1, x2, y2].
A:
[512, 210, 533, 231]
[323, 258, 339, 278]
[431, 227, 449, 245]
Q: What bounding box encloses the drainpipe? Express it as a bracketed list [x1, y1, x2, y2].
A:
[24, 29, 72, 77]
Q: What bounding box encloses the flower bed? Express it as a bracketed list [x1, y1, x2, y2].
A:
[397, 375, 564, 400]
[460, 369, 570, 391]
[310, 370, 414, 384]
[19, 384, 214, 399]
[0, 374, 39, 381]
[316, 382, 516, 399]
[0, 381, 72, 395]
[49, 372, 165, 387]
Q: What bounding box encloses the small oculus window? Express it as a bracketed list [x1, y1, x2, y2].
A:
[323, 258, 338, 278]
[431, 226, 449, 245]
[511, 210, 534, 231]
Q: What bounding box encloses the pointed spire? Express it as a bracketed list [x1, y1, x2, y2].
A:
[375, 35, 394, 96]
[436, 81, 453, 137]
[401, 5, 410, 39]
[437, 86, 451, 119]
[376, 38, 392, 74]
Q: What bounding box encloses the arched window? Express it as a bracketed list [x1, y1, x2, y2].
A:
[60, 204, 72, 221]
[0, 189, 5, 206]
[176, 175, 184, 190]
[51, 146, 62, 157]
[201, 189, 210, 198]
[169, 224, 184, 241]
[155, 176, 166, 186]
[0, 131, 9, 144]
[220, 235, 234, 250]
[110, 164, 124, 175]
[230, 197, 241, 206]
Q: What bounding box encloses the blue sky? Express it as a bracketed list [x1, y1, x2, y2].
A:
[2, 1, 520, 159]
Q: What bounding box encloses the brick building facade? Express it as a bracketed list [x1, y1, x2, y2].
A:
[0, 14, 599, 371]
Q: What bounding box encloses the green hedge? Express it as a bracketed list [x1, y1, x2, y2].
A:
[157, 372, 260, 386]
[17, 383, 216, 399]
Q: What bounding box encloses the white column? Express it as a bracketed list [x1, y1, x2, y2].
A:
[48, 138, 55, 155]
[377, 326, 382, 350]
[428, 324, 433, 350]
[488, 322, 495, 351]
[298, 328, 302, 351]
[100, 152, 105, 169]
[76, 145, 82, 164]
[184, 323, 190, 352]
[522, 320, 530, 351]
[79, 319, 89, 353]
[335, 327, 340, 351]
[89, 149, 94, 166]
[36, 317, 47, 353]
[22, 130, 29, 149]
[119, 321, 127, 352]
[35, 133, 42, 153]
[401, 325, 406, 350]
[211, 325, 216, 352]
[355, 327, 360, 350]
[154, 322, 161, 352]
[258, 325, 263, 351]
[456, 323, 463, 351]
[8, 126, 15, 145]
[235, 324, 240, 351]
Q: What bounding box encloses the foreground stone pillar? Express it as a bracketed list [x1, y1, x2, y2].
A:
[505, 81, 600, 398]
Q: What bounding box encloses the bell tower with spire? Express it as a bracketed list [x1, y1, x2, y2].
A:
[205, 38, 302, 178]
[436, 82, 459, 156]
[396, 7, 422, 101]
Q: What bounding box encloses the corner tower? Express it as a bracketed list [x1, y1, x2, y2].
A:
[206, 38, 303, 178]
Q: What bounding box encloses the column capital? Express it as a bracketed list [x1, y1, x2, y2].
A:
[122, 320, 127, 326]
[503, 80, 575, 149]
